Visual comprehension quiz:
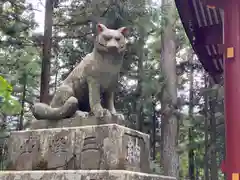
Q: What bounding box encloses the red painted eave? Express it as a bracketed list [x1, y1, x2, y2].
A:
[200, 0, 224, 8]
[175, 0, 224, 83]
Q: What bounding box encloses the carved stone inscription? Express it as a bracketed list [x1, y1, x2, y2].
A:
[123, 131, 150, 172]
[49, 134, 68, 153]
[13, 135, 40, 170]
[126, 138, 141, 164]
[80, 136, 102, 169]
[47, 130, 74, 170]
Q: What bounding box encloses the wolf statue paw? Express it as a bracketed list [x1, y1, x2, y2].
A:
[73, 110, 89, 118]
[112, 113, 125, 121]
[95, 108, 112, 119]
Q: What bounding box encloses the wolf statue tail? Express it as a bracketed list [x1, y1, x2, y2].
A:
[32, 96, 78, 120]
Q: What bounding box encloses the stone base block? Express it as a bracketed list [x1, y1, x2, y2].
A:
[30, 114, 125, 130]
[7, 124, 150, 173]
[0, 170, 176, 180]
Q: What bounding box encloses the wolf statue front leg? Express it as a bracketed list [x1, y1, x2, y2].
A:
[87, 76, 111, 118]
[105, 90, 125, 121]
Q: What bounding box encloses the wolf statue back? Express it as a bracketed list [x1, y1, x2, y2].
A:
[32, 23, 128, 121]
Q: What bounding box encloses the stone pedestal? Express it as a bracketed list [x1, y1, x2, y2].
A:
[7, 124, 150, 173]
[0, 170, 175, 180]
[5, 118, 176, 180]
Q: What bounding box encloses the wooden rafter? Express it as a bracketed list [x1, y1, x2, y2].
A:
[175, 0, 224, 83]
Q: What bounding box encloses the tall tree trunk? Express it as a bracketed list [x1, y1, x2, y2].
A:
[209, 78, 218, 180]
[40, 0, 54, 103]
[152, 97, 156, 160]
[19, 73, 27, 130]
[160, 0, 179, 178]
[204, 75, 209, 180]
[188, 51, 195, 180]
[54, 64, 58, 93]
[136, 34, 144, 132]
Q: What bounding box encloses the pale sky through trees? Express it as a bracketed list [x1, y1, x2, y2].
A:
[26, 0, 45, 33]
[28, 0, 160, 33]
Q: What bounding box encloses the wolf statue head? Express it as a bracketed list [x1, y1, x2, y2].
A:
[94, 23, 128, 54]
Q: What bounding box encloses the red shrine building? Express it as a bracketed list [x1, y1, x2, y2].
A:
[175, 0, 240, 179]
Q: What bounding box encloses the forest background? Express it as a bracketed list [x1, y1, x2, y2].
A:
[0, 0, 225, 179]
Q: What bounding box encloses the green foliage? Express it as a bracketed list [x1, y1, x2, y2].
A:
[150, 160, 163, 175]
[150, 152, 163, 174]
[0, 76, 21, 115]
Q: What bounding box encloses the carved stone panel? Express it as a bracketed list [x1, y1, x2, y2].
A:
[80, 136, 102, 169]
[7, 124, 150, 173]
[126, 135, 141, 164]
[44, 129, 75, 170]
[7, 131, 40, 170]
[74, 126, 108, 170]
[123, 132, 150, 173]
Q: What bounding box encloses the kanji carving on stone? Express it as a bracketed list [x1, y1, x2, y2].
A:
[126, 138, 141, 164]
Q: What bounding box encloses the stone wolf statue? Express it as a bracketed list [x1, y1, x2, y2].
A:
[32, 23, 128, 121]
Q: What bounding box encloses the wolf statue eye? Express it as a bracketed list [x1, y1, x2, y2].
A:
[115, 37, 120, 41]
[103, 35, 112, 41]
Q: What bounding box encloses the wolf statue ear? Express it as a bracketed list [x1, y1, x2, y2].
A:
[97, 23, 107, 33]
[118, 27, 128, 36]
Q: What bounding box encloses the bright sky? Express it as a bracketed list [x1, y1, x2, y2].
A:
[26, 0, 45, 33]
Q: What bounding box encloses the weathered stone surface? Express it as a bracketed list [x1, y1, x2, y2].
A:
[7, 124, 150, 173]
[30, 114, 125, 130]
[0, 170, 176, 180]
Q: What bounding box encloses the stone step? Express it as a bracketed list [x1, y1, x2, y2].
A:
[7, 124, 150, 173]
[30, 114, 125, 130]
[0, 170, 176, 180]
